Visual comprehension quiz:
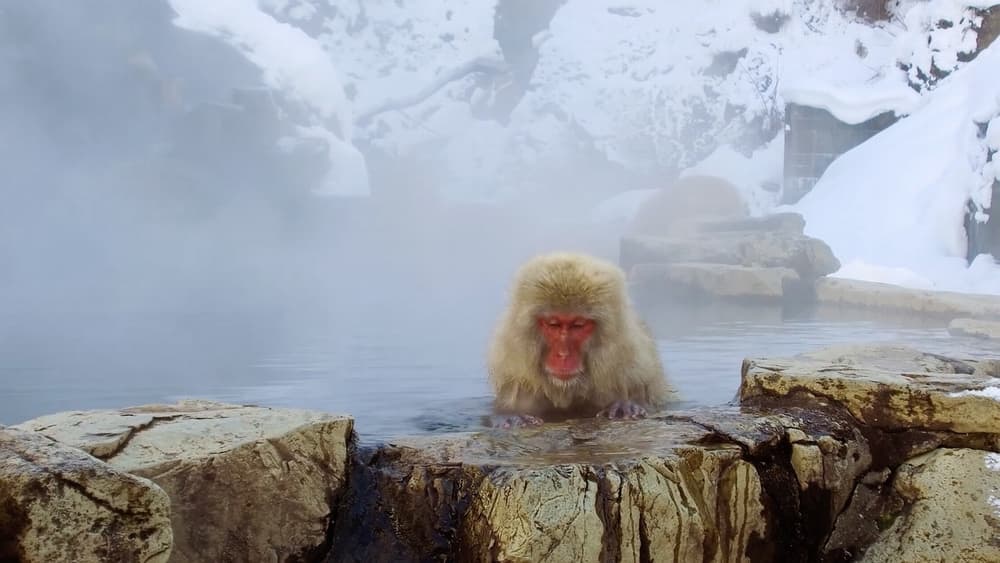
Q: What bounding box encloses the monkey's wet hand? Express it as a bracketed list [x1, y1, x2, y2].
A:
[491, 414, 543, 429]
[597, 400, 647, 420]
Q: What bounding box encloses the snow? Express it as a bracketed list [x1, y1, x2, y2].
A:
[948, 380, 1000, 399]
[680, 134, 785, 216]
[830, 261, 938, 289]
[167, 0, 371, 196]
[589, 134, 784, 223]
[779, 7, 921, 123]
[169, 0, 350, 130]
[523, 0, 786, 171]
[987, 452, 1000, 471]
[161, 0, 1000, 293]
[894, 0, 988, 89]
[795, 36, 1000, 296]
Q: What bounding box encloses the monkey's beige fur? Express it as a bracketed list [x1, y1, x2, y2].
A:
[630, 174, 748, 237]
[487, 252, 675, 418]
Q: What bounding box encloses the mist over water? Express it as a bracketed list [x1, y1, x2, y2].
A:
[0, 1, 630, 431]
[1, 3, 994, 440]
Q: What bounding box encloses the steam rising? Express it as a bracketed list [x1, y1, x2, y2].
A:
[3, 1, 996, 432]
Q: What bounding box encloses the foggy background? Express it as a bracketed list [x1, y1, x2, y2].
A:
[0, 1, 639, 429]
[2, 1, 996, 437]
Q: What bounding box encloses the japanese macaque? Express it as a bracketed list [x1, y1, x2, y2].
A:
[487, 252, 676, 428]
[629, 174, 748, 237]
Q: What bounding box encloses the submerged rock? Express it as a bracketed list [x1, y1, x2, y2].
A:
[16, 400, 353, 563]
[0, 425, 173, 563]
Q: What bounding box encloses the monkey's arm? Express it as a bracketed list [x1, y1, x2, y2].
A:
[597, 399, 647, 420]
[490, 381, 549, 428]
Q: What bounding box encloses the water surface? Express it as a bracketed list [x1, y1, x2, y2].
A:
[2, 304, 996, 442]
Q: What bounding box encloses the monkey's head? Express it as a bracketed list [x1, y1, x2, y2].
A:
[509, 252, 629, 386]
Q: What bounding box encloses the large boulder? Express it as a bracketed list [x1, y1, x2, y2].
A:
[619, 230, 840, 281]
[0, 425, 173, 563]
[324, 400, 919, 563]
[325, 417, 775, 562]
[16, 400, 353, 563]
[739, 344, 1000, 561]
[740, 343, 1000, 435]
[860, 448, 1000, 563]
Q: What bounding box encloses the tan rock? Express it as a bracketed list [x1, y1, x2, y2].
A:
[619, 230, 839, 280]
[0, 426, 173, 563]
[694, 212, 807, 235]
[949, 317, 1000, 340]
[790, 443, 824, 488]
[331, 418, 770, 563]
[861, 448, 1000, 563]
[630, 262, 799, 301]
[741, 344, 1000, 434]
[16, 399, 353, 563]
[815, 277, 1000, 319]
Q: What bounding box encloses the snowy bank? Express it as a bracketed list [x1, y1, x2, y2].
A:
[794, 38, 1000, 295]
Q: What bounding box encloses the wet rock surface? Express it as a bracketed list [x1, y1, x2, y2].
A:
[16, 400, 353, 563]
[0, 425, 173, 563]
[325, 416, 774, 563]
[741, 343, 1000, 434]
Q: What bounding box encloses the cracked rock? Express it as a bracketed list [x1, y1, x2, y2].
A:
[0, 426, 173, 563]
[325, 417, 770, 563]
[740, 344, 1000, 434]
[16, 399, 353, 563]
[860, 448, 1000, 563]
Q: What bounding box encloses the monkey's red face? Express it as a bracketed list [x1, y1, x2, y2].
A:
[537, 313, 596, 380]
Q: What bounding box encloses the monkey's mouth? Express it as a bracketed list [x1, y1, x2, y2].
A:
[545, 365, 582, 381]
